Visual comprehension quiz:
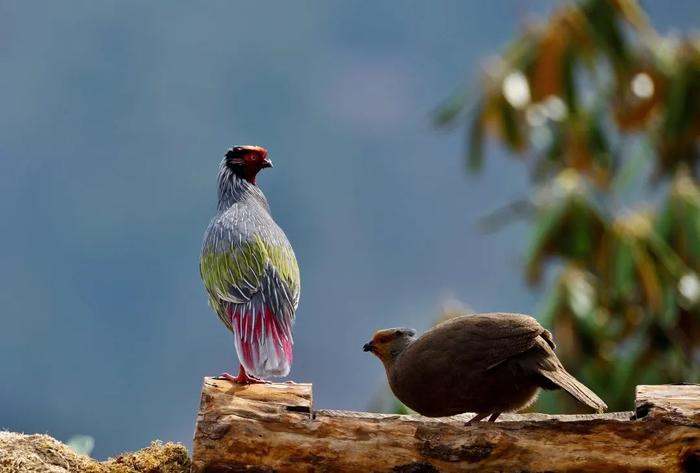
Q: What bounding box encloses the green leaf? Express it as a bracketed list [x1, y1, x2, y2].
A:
[585, 109, 613, 172]
[561, 46, 578, 117]
[525, 199, 567, 283]
[546, 126, 564, 163]
[613, 237, 635, 299]
[498, 97, 523, 151]
[434, 84, 475, 128]
[684, 201, 700, 266]
[653, 199, 674, 243]
[434, 96, 467, 128]
[647, 231, 686, 278]
[581, 0, 631, 69]
[660, 281, 679, 329]
[467, 101, 485, 172]
[569, 198, 594, 260]
[633, 241, 663, 310]
[661, 66, 690, 140]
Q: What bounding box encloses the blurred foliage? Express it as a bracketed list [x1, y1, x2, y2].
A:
[437, 0, 700, 411]
[66, 435, 95, 456]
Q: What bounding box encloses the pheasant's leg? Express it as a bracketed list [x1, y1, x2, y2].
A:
[217, 364, 270, 384]
[488, 413, 501, 422]
[466, 412, 490, 425]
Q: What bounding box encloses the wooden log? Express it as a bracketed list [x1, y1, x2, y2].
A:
[636, 383, 700, 420]
[192, 378, 700, 473]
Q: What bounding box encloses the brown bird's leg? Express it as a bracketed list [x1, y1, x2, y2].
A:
[466, 412, 490, 425]
[488, 413, 500, 422]
[217, 364, 270, 384]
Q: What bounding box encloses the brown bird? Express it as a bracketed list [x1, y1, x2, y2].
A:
[363, 313, 606, 423]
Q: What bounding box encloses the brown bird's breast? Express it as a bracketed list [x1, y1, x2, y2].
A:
[387, 313, 547, 417]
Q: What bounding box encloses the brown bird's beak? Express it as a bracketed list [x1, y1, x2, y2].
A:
[363, 341, 375, 353]
[262, 157, 273, 168]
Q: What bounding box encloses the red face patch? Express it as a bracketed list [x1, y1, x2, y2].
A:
[226, 146, 271, 185]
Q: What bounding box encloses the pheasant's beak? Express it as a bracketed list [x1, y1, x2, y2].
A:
[262, 157, 273, 168]
[363, 341, 375, 353]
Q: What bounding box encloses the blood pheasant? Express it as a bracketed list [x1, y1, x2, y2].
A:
[200, 145, 300, 383]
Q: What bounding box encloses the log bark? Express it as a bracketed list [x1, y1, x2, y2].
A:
[192, 378, 700, 473]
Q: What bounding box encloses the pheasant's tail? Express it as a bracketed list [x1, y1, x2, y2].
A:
[540, 368, 607, 413]
[228, 303, 293, 379]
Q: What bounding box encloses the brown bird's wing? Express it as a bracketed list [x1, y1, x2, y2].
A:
[437, 313, 550, 372]
[454, 313, 551, 370]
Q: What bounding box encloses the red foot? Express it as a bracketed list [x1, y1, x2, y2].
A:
[216, 365, 269, 384]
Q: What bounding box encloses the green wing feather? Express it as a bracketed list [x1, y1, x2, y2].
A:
[200, 234, 300, 330]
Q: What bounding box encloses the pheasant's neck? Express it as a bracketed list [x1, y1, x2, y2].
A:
[382, 341, 414, 383]
[217, 167, 266, 211]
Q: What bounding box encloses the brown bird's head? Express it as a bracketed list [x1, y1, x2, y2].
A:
[363, 328, 417, 364]
[224, 145, 273, 185]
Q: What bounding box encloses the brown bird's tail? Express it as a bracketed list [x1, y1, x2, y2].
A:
[540, 369, 607, 413]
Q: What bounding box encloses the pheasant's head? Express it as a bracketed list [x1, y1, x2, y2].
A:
[224, 145, 272, 185]
[363, 328, 417, 364]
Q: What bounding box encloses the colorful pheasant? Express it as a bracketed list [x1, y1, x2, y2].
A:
[200, 145, 300, 384]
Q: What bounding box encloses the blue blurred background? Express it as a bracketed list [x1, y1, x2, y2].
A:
[1, 0, 697, 459]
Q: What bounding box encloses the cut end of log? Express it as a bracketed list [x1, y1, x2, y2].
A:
[636, 383, 700, 420]
[201, 377, 313, 411]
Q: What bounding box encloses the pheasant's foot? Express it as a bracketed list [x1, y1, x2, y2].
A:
[216, 365, 270, 384]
